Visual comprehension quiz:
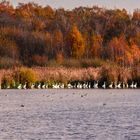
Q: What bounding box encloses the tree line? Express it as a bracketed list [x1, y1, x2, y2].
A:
[0, 1, 140, 68]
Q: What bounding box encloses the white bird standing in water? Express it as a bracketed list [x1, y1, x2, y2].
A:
[114, 82, 118, 89]
[42, 84, 46, 89]
[117, 82, 121, 89]
[102, 82, 106, 89]
[60, 83, 64, 89]
[23, 82, 27, 89]
[122, 82, 125, 89]
[88, 82, 91, 89]
[94, 81, 98, 89]
[126, 83, 129, 88]
[78, 82, 82, 89]
[68, 83, 72, 89]
[130, 81, 134, 88]
[133, 82, 137, 88]
[37, 83, 41, 89]
[109, 82, 113, 89]
[53, 83, 59, 89]
[31, 83, 35, 89]
[17, 84, 22, 89]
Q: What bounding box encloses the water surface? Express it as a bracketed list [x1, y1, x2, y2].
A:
[0, 89, 140, 140]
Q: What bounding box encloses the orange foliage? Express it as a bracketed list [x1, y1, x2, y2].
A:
[107, 35, 139, 67]
[130, 44, 140, 65]
[68, 25, 85, 59]
[0, 2, 140, 69]
[56, 53, 64, 64]
[91, 34, 103, 58]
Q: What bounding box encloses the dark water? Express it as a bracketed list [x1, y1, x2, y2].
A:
[0, 89, 140, 140]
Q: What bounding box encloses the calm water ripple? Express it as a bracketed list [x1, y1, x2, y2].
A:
[0, 89, 140, 140]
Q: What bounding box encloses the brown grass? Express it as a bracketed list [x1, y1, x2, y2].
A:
[34, 67, 101, 83]
[0, 66, 139, 84]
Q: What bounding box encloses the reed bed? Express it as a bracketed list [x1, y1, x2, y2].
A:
[0, 66, 139, 86]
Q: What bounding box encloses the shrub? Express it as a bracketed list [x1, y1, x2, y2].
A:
[131, 66, 140, 82]
[1, 74, 15, 89]
[99, 65, 118, 84]
[118, 67, 132, 83]
[13, 67, 37, 85]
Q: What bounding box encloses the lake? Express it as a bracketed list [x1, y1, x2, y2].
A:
[0, 89, 140, 140]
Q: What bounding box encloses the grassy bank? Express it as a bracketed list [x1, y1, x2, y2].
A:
[0, 65, 139, 89]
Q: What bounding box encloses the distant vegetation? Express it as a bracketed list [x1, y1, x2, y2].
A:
[0, 1, 140, 85]
[0, 1, 140, 67]
[0, 66, 140, 88]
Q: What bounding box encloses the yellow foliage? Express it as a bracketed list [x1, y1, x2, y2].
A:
[14, 68, 37, 84]
[91, 34, 103, 58]
[68, 25, 85, 59]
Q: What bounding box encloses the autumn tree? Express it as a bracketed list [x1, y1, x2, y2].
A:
[67, 25, 85, 59]
[133, 9, 140, 20]
[52, 29, 64, 59]
[90, 34, 103, 59]
[108, 35, 130, 66]
[0, 3, 140, 68]
[0, 37, 18, 59]
[44, 32, 52, 58]
[130, 44, 140, 66]
[83, 31, 91, 59]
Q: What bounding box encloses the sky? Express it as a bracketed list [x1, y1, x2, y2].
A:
[11, 0, 139, 13]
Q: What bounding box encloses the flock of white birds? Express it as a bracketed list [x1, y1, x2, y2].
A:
[5, 81, 137, 89]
